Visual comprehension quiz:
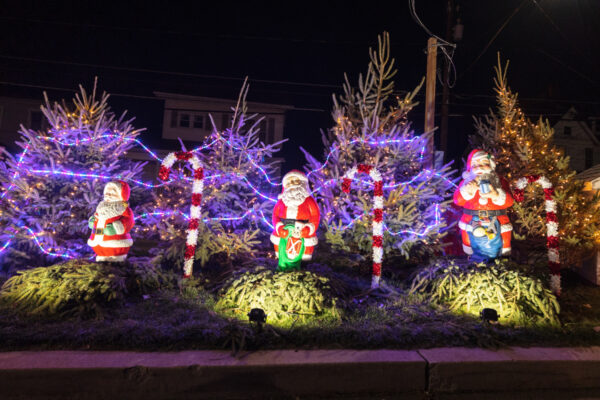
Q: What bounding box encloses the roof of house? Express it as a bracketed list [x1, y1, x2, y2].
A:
[575, 163, 600, 182]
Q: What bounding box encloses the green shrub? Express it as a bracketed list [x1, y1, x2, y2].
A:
[410, 259, 560, 326]
[0, 259, 167, 317]
[215, 267, 341, 328]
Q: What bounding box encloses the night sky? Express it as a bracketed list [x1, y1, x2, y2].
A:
[1, 0, 599, 169]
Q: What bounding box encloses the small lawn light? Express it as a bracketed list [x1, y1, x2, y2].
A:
[248, 308, 267, 325]
[480, 308, 499, 324]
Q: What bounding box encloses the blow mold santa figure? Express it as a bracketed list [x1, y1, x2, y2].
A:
[270, 170, 320, 271]
[454, 149, 513, 260]
[88, 180, 135, 262]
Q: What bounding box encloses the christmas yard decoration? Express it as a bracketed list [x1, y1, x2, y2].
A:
[271, 170, 320, 272]
[215, 266, 340, 328]
[454, 149, 514, 261]
[513, 175, 561, 295]
[301, 32, 455, 261]
[158, 151, 204, 278]
[410, 259, 560, 327]
[0, 79, 145, 267]
[88, 181, 135, 262]
[471, 56, 600, 267]
[342, 164, 384, 288]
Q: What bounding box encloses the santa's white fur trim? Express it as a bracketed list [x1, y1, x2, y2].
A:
[502, 247, 511, 254]
[458, 220, 473, 232]
[96, 254, 127, 262]
[112, 220, 125, 235]
[462, 244, 473, 255]
[478, 196, 489, 205]
[302, 254, 313, 261]
[304, 236, 318, 246]
[550, 274, 561, 295]
[491, 188, 506, 206]
[459, 184, 476, 201]
[500, 223, 513, 233]
[89, 238, 133, 248]
[270, 234, 280, 245]
[305, 223, 316, 236]
[373, 196, 384, 209]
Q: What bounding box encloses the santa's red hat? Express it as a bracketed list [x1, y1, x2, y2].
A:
[466, 149, 496, 171]
[282, 170, 309, 189]
[104, 180, 130, 201]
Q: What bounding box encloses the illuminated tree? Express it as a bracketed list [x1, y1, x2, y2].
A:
[0, 80, 146, 268]
[140, 80, 282, 271]
[302, 33, 455, 260]
[471, 57, 600, 266]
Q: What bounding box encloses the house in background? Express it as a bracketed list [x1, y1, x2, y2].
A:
[552, 107, 600, 172]
[154, 91, 291, 145]
[0, 96, 50, 149]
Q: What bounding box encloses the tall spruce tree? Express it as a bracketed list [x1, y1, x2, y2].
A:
[471, 57, 600, 266]
[140, 80, 283, 271]
[0, 80, 146, 268]
[302, 33, 456, 260]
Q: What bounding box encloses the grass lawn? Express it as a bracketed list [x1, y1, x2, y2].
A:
[0, 254, 598, 352]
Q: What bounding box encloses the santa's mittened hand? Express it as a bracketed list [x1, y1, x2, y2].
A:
[104, 224, 117, 236]
[88, 216, 96, 229]
[278, 225, 289, 238]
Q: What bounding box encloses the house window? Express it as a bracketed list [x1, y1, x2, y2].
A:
[563, 126, 572, 136]
[585, 148, 594, 169]
[179, 113, 190, 128]
[29, 110, 45, 131]
[193, 115, 203, 129]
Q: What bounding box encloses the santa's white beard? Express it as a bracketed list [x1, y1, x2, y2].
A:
[96, 200, 126, 219]
[472, 165, 492, 176]
[279, 185, 309, 207]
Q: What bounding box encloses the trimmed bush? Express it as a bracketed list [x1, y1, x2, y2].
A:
[410, 259, 560, 326]
[215, 267, 341, 328]
[0, 259, 167, 317]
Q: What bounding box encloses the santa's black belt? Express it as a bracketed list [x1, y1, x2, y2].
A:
[463, 209, 507, 217]
[281, 218, 309, 225]
[95, 228, 104, 234]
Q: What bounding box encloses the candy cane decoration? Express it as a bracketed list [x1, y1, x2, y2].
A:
[342, 164, 384, 289]
[158, 151, 204, 278]
[512, 175, 561, 295]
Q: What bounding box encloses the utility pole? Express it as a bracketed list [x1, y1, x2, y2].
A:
[424, 37, 437, 167]
[440, 0, 454, 161]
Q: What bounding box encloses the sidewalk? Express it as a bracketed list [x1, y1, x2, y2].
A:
[0, 347, 598, 399]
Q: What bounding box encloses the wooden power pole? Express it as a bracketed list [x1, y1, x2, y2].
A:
[424, 37, 438, 167]
[440, 0, 454, 161]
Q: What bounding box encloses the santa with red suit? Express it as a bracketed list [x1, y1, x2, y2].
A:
[88, 181, 135, 262]
[270, 170, 320, 264]
[453, 149, 513, 260]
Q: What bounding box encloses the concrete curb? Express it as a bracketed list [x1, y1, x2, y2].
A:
[0, 347, 598, 399]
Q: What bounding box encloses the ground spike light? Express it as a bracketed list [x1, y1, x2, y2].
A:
[158, 151, 204, 278]
[342, 164, 384, 289]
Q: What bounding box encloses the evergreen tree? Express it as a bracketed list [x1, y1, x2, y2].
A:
[0, 80, 146, 268]
[141, 80, 282, 271]
[302, 33, 455, 260]
[471, 57, 600, 266]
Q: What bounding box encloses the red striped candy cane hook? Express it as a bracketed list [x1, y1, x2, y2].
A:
[158, 151, 204, 278]
[512, 175, 561, 295]
[342, 164, 384, 289]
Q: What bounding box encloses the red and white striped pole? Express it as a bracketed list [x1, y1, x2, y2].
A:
[158, 151, 204, 278]
[513, 175, 561, 295]
[342, 164, 384, 289]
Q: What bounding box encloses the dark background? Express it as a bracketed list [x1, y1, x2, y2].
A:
[1, 0, 599, 169]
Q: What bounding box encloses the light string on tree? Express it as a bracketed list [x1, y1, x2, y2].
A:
[342, 164, 384, 289]
[158, 151, 204, 278]
[512, 175, 561, 295]
[0, 129, 454, 260]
